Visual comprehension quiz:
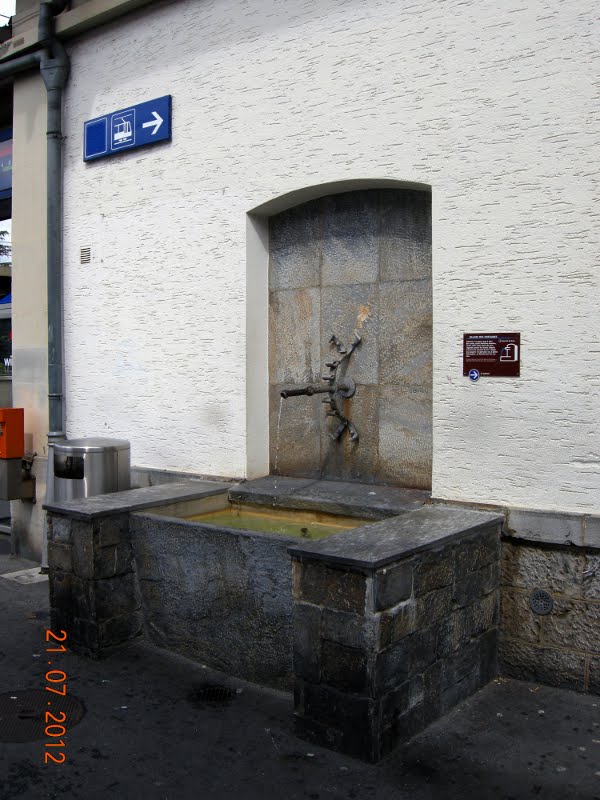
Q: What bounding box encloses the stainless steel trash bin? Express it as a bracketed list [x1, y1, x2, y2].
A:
[52, 438, 130, 502]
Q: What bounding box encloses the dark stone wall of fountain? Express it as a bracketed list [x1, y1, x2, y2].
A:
[290, 507, 502, 762]
[269, 188, 432, 488]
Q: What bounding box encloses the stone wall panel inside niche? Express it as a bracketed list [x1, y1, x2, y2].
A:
[320, 385, 380, 483]
[321, 192, 380, 287]
[380, 190, 432, 283]
[270, 385, 321, 478]
[269, 288, 321, 385]
[378, 386, 432, 489]
[269, 202, 322, 291]
[379, 280, 432, 389]
[321, 283, 379, 386]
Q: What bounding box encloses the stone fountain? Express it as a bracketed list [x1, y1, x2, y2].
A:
[43, 187, 503, 763]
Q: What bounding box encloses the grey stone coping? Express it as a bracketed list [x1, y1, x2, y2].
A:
[433, 499, 600, 551]
[43, 481, 234, 520]
[505, 507, 600, 550]
[131, 465, 240, 487]
[585, 516, 600, 549]
[230, 476, 430, 520]
[288, 505, 504, 570]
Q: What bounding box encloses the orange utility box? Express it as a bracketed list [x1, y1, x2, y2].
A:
[0, 408, 25, 459]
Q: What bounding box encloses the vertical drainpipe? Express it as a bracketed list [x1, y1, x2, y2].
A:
[39, 0, 69, 444]
[38, 0, 69, 569]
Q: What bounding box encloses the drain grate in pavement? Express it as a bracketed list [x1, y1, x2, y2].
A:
[188, 683, 236, 707]
[0, 690, 85, 743]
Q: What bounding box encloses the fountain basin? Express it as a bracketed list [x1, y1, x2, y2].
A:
[45, 478, 504, 761]
[186, 499, 369, 540]
[130, 488, 375, 689]
[44, 477, 430, 689]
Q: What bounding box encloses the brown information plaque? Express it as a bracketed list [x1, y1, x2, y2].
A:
[463, 333, 520, 378]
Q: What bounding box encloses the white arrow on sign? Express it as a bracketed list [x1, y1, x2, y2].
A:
[142, 111, 163, 136]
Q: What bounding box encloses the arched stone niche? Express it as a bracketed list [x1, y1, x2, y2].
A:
[266, 186, 432, 489]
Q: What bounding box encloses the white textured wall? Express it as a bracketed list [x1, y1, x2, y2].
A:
[62, 0, 599, 512]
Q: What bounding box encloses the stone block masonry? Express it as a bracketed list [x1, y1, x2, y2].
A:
[43, 479, 423, 675]
[47, 513, 143, 657]
[289, 505, 502, 762]
[500, 539, 600, 693]
[44, 481, 232, 657]
[129, 512, 295, 691]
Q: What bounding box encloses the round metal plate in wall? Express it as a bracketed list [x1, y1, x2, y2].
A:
[0, 690, 85, 743]
[529, 589, 554, 616]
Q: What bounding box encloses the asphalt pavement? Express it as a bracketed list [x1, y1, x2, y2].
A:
[1, 538, 600, 800]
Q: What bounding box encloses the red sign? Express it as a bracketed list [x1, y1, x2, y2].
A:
[463, 333, 520, 377]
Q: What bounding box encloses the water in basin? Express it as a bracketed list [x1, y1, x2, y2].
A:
[187, 503, 368, 540]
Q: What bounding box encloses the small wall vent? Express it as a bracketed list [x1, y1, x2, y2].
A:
[530, 589, 553, 615]
[80, 247, 91, 264]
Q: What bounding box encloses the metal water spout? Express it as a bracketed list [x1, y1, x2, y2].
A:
[280, 377, 355, 399]
[280, 333, 361, 442]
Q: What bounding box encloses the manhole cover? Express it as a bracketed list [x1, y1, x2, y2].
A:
[188, 683, 236, 707]
[530, 589, 554, 615]
[0, 690, 85, 743]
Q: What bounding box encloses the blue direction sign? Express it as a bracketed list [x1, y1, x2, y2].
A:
[84, 95, 171, 162]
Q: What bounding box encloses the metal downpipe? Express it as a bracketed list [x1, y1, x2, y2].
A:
[39, 6, 69, 444]
[38, 2, 70, 570]
[43, 76, 68, 442]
